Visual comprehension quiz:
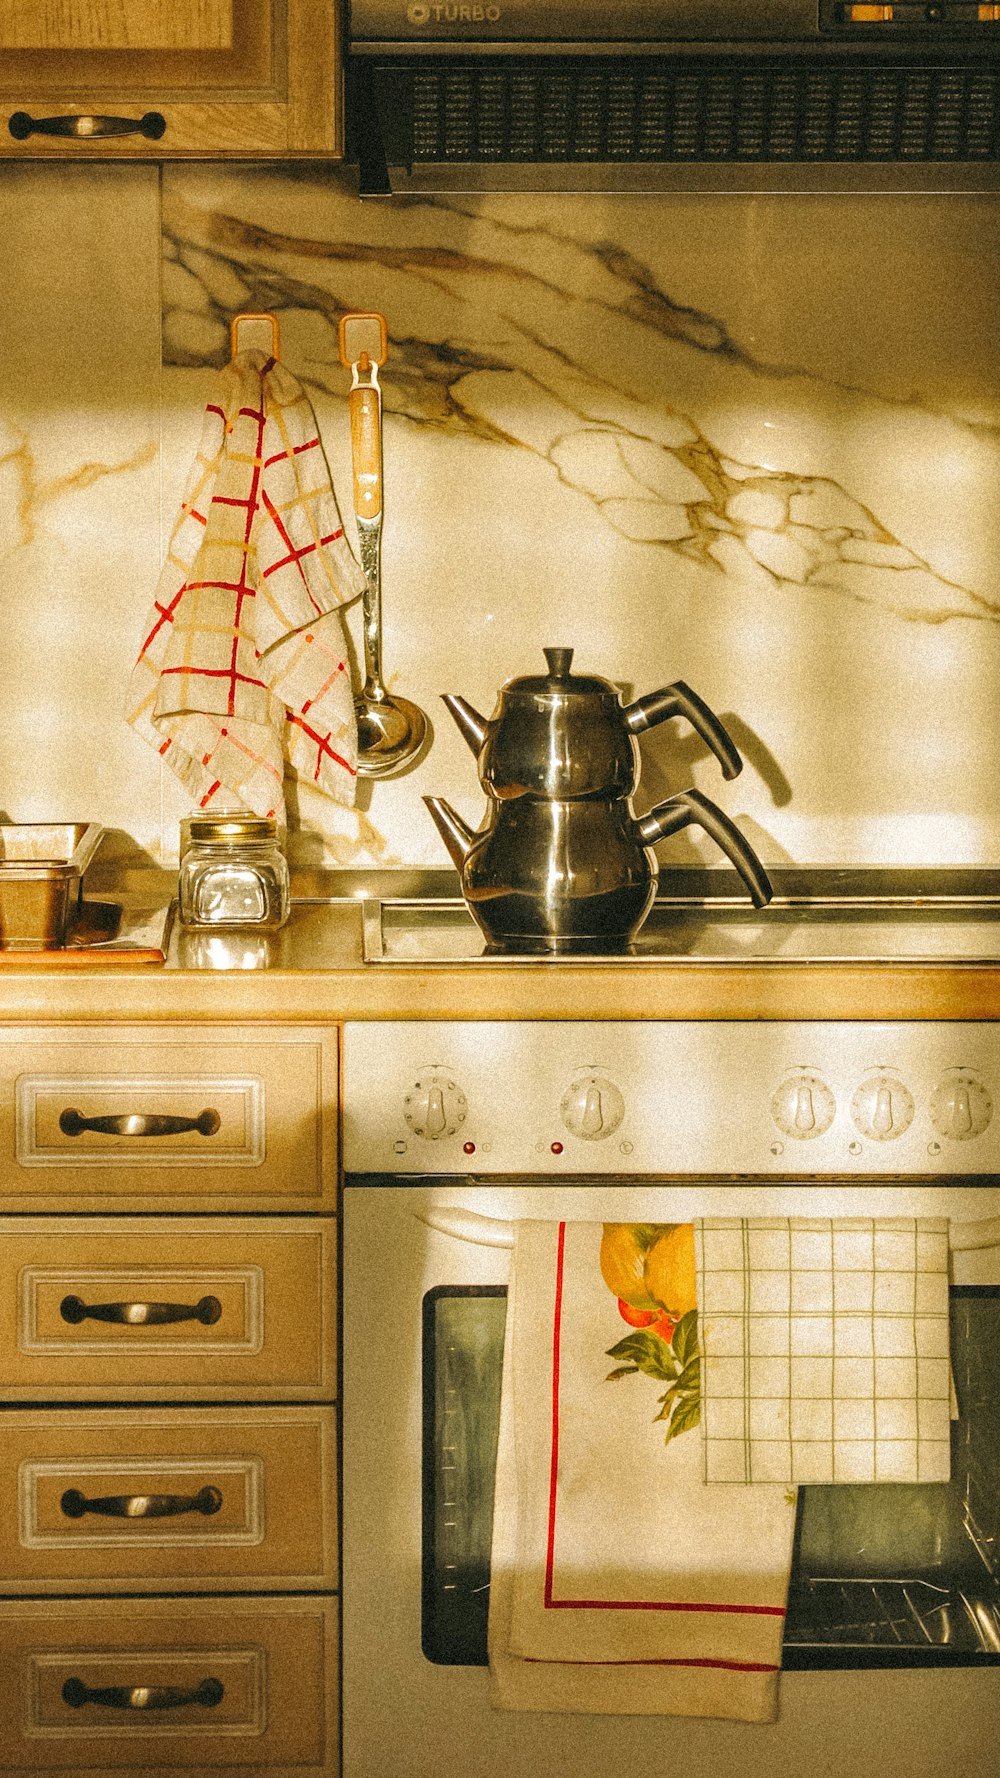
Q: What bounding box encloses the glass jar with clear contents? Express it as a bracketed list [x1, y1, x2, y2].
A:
[178, 816, 290, 929]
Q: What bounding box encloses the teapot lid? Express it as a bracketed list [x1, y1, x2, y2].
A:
[507, 647, 616, 697]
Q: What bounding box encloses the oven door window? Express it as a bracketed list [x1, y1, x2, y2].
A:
[422, 1285, 506, 1665]
[422, 1286, 1000, 1669]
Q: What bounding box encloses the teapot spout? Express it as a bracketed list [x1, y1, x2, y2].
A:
[423, 796, 475, 871]
[442, 694, 490, 756]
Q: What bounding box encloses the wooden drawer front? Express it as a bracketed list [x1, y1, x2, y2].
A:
[0, 1025, 337, 1211]
[0, 1408, 336, 1592]
[0, 1218, 335, 1400]
[0, 1594, 337, 1774]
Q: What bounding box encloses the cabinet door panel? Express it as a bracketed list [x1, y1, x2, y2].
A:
[0, 1595, 337, 1774]
[0, 1024, 338, 1211]
[0, 0, 271, 87]
[0, 1217, 336, 1400]
[0, 2, 234, 51]
[0, 1407, 337, 1591]
[0, 0, 340, 155]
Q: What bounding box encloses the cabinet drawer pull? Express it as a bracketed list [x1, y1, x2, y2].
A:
[62, 1675, 223, 1711]
[9, 110, 166, 141]
[58, 1107, 221, 1138]
[61, 1485, 223, 1520]
[60, 1294, 223, 1327]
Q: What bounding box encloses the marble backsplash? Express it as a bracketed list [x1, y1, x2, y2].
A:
[2, 162, 998, 874]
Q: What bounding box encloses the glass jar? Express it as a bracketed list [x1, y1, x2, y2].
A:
[178, 816, 290, 930]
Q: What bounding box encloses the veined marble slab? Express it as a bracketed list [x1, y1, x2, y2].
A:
[157, 169, 1000, 869]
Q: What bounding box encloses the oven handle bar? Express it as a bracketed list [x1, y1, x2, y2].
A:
[415, 1207, 1000, 1253]
[950, 1216, 1000, 1250]
[415, 1206, 514, 1248]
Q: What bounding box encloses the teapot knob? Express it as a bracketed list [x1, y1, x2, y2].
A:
[543, 647, 574, 679]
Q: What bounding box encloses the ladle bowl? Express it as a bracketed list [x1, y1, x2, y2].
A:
[354, 687, 427, 778]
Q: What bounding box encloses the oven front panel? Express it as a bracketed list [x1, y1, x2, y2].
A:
[342, 1021, 1000, 1177]
[341, 1177, 1000, 1778]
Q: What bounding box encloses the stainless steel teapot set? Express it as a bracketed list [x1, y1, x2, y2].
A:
[424, 647, 773, 954]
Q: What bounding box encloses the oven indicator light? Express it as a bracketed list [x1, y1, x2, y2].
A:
[463, 1141, 476, 1154]
[550, 1141, 564, 1155]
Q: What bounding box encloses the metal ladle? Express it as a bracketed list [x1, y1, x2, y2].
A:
[338, 311, 427, 777]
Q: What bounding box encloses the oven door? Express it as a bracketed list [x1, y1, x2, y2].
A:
[341, 1177, 1000, 1778]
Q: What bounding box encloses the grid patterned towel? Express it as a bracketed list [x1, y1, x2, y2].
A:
[695, 1217, 951, 1486]
[126, 349, 366, 820]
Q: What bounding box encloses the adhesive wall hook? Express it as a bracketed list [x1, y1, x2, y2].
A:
[230, 312, 281, 361]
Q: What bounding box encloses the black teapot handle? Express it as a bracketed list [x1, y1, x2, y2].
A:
[624, 682, 742, 781]
[636, 788, 773, 908]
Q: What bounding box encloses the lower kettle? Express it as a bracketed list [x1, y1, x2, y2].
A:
[424, 787, 773, 956]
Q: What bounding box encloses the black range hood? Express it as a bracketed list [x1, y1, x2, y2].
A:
[345, 0, 1000, 193]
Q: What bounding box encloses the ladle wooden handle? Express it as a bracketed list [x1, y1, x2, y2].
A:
[340, 312, 427, 776]
[350, 381, 382, 521]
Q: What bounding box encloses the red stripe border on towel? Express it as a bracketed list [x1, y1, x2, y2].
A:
[544, 1221, 785, 1624]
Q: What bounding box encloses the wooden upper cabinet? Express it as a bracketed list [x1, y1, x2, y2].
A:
[0, 0, 342, 156]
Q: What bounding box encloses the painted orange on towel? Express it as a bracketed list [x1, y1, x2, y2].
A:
[601, 1223, 701, 1446]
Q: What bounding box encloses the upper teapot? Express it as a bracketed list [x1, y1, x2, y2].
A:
[443, 646, 744, 801]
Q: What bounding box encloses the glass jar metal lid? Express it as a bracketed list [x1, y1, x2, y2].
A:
[181, 815, 279, 849]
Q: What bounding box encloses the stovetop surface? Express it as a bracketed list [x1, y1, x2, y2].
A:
[355, 867, 1000, 965]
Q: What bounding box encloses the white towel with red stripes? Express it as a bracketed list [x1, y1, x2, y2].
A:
[489, 1219, 797, 1721]
[126, 349, 365, 820]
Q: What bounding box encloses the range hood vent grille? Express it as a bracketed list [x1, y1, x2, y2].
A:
[361, 57, 1000, 171]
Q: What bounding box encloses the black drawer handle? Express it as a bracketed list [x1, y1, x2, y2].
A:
[60, 1294, 222, 1327]
[61, 1485, 223, 1520]
[59, 1108, 221, 1138]
[9, 110, 166, 140]
[62, 1676, 223, 1711]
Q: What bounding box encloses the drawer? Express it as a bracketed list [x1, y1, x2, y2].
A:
[0, 1407, 337, 1592]
[0, 1594, 337, 1775]
[0, 1025, 338, 1211]
[0, 1217, 336, 1401]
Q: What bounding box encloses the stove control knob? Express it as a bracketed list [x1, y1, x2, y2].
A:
[851, 1073, 914, 1142]
[560, 1074, 625, 1142]
[770, 1072, 835, 1139]
[403, 1074, 467, 1141]
[930, 1071, 992, 1142]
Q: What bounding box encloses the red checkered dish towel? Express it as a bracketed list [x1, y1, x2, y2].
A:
[126, 349, 366, 818]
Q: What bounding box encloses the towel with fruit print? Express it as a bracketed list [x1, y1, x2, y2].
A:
[601, 1221, 701, 1445]
[487, 1219, 797, 1721]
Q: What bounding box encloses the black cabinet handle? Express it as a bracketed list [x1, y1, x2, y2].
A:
[9, 111, 166, 140]
[61, 1486, 223, 1520]
[62, 1676, 223, 1711]
[60, 1294, 222, 1327]
[59, 1108, 221, 1138]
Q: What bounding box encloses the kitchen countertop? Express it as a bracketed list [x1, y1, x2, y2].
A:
[2, 869, 1000, 1022]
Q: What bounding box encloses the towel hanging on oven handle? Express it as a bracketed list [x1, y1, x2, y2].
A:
[415, 1206, 1000, 1253]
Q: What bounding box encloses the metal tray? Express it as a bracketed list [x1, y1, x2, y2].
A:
[351, 867, 1000, 965]
[0, 824, 104, 950]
